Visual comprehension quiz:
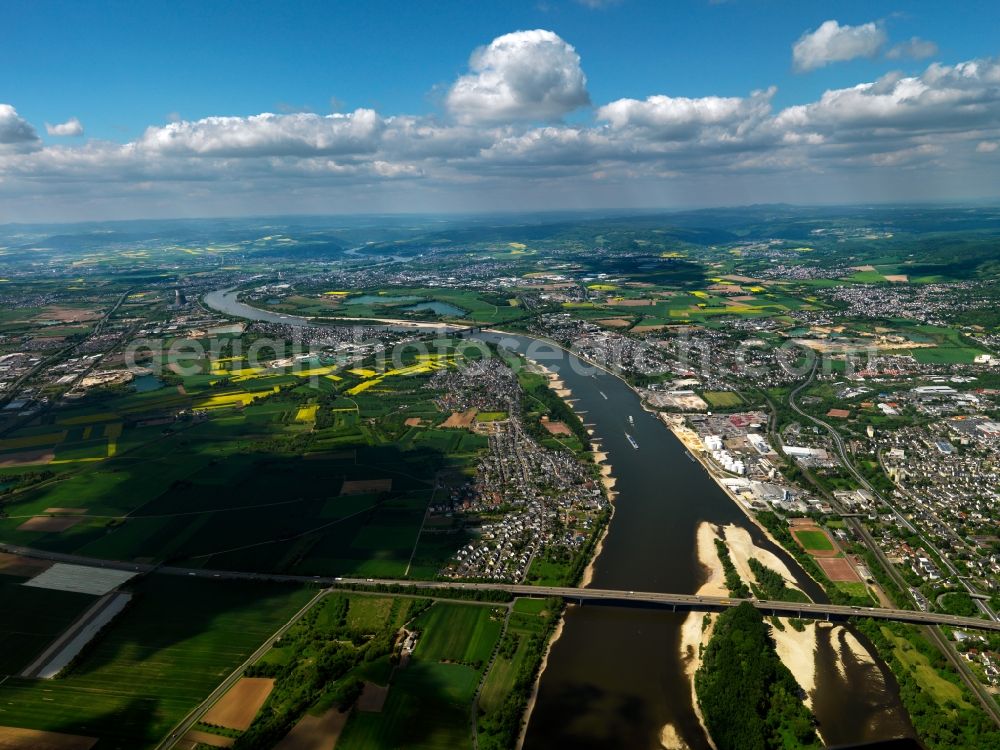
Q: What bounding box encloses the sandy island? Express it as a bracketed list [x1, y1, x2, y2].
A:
[660, 724, 691, 750]
[832, 624, 879, 677]
[721, 524, 820, 716]
[722, 524, 801, 593]
[680, 522, 825, 743]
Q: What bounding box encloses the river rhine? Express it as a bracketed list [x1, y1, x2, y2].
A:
[203, 289, 916, 749]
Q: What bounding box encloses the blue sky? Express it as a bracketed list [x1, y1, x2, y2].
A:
[1, 0, 999, 220]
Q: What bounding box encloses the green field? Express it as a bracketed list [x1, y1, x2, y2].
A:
[338, 661, 481, 750]
[412, 603, 504, 667]
[475, 411, 508, 422]
[0, 577, 311, 749]
[702, 391, 743, 408]
[835, 581, 872, 600]
[792, 529, 835, 552]
[0, 579, 94, 675]
[343, 594, 398, 632]
[477, 598, 559, 750]
[911, 346, 984, 364]
[335, 600, 507, 750]
[0, 343, 487, 580]
[880, 627, 972, 709]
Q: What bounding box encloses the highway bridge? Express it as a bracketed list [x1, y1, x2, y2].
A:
[4, 542, 1000, 633]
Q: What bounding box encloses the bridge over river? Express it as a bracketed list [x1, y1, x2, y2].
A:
[3, 542, 998, 633]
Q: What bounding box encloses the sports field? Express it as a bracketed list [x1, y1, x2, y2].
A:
[702, 391, 742, 408]
[816, 556, 862, 583]
[792, 528, 835, 552]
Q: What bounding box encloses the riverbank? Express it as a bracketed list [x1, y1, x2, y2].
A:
[526, 359, 617, 591]
[515, 615, 565, 750]
[314, 314, 466, 331]
[513, 357, 618, 741]
[657, 413, 818, 584]
[677, 522, 728, 749]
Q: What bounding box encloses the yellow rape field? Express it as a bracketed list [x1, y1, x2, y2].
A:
[345, 354, 455, 396]
[193, 392, 256, 410]
[295, 405, 318, 423]
[210, 366, 265, 377]
[294, 365, 341, 378]
[346, 380, 379, 395]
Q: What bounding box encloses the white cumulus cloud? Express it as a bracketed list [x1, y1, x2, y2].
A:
[776, 58, 1000, 134]
[793, 20, 886, 72]
[136, 109, 385, 157]
[0, 104, 40, 151]
[446, 30, 590, 124]
[45, 117, 84, 136]
[597, 87, 775, 140]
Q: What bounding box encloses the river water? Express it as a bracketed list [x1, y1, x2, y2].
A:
[478, 335, 915, 750]
[203, 291, 916, 749]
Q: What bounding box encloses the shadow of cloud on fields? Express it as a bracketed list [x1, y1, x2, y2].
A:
[354, 660, 487, 749]
[50, 577, 310, 745]
[43, 695, 161, 750]
[154, 443, 466, 580]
